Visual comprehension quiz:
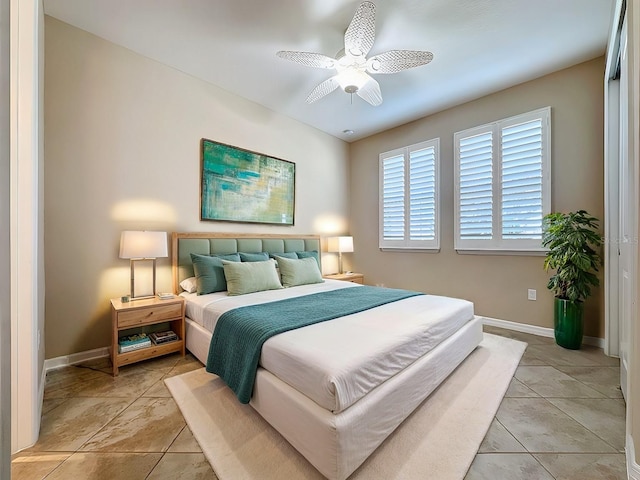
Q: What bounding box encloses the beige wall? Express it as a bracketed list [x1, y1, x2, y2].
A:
[44, 17, 350, 359]
[44, 15, 606, 357]
[349, 57, 605, 338]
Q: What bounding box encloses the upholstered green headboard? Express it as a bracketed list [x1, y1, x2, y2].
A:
[171, 232, 321, 292]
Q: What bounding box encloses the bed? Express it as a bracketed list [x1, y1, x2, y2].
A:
[172, 232, 483, 480]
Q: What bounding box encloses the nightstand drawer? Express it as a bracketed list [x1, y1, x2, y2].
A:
[117, 303, 182, 328]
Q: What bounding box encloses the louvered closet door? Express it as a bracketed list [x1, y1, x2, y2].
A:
[617, 17, 631, 400]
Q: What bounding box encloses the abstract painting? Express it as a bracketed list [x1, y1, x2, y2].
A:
[200, 139, 295, 225]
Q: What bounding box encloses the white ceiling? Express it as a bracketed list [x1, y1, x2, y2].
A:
[43, 0, 614, 142]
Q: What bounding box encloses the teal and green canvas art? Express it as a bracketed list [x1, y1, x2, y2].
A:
[200, 139, 295, 225]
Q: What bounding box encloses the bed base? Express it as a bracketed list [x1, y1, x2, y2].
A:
[185, 315, 483, 480]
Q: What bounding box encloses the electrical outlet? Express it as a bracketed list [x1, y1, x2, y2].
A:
[527, 289, 537, 301]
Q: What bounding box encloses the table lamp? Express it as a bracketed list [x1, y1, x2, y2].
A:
[119, 231, 168, 299]
[327, 236, 354, 274]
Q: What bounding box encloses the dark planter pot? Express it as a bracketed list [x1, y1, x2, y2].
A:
[554, 297, 584, 350]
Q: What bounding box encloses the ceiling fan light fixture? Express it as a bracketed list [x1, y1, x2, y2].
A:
[275, 1, 432, 106]
[336, 68, 369, 93]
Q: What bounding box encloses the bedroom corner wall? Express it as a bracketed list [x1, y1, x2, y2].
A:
[44, 17, 350, 359]
[349, 57, 605, 338]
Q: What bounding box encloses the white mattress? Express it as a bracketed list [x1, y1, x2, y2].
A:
[182, 280, 474, 413]
[185, 314, 484, 480]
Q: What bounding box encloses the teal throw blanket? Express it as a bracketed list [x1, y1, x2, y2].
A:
[206, 286, 423, 404]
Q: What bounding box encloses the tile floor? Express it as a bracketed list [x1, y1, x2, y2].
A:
[465, 326, 626, 480]
[11, 326, 626, 480]
[11, 353, 216, 480]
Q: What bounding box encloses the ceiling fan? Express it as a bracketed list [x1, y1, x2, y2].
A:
[276, 1, 434, 106]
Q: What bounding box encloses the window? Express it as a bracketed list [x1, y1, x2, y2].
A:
[379, 139, 439, 250]
[454, 107, 551, 253]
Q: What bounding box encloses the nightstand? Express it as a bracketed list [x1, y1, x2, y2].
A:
[323, 272, 364, 284]
[110, 296, 185, 376]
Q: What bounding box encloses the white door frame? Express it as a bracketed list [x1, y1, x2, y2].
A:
[604, 0, 626, 358]
[604, 67, 620, 359]
[10, 0, 45, 452]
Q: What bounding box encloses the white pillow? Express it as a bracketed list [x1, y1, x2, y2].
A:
[179, 276, 198, 293]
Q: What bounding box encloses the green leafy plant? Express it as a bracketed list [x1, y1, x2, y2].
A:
[542, 210, 602, 303]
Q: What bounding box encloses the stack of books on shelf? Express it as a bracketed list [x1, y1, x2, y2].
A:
[149, 330, 178, 345]
[118, 333, 151, 353]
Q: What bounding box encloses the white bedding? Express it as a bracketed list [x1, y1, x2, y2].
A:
[181, 279, 360, 331]
[182, 280, 474, 413]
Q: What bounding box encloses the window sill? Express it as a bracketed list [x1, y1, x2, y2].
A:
[380, 247, 440, 253]
[455, 249, 547, 257]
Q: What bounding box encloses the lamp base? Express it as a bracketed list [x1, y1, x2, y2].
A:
[130, 258, 158, 299]
[129, 295, 156, 301]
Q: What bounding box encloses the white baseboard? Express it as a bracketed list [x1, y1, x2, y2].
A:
[48, 319, 607, 373]
[481, 316, 606, 349]
[628, 434, 640, 479]
[44, 347, 110, 373]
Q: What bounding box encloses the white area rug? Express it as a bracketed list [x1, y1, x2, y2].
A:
[165, 333, 526, 480]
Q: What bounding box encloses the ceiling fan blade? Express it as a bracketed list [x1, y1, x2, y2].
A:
[344, 1, 376, 57]
[276, 51, 336, 69]
[356, 75, 382, 106]
[306, 76, 341, 104]
[366, 50, 434, 74]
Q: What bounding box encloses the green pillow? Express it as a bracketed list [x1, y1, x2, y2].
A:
[296, 250, 320, 268]
[239, 252, 269, 262]
[269, 252, 298, 260]
[190, 253, 240, 295]
[222, 259, 283, 296]
[276, 256, 324, 288]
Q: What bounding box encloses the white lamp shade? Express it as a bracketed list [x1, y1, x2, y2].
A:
[119, 231, 168, 259]
[327, 236, 354, 253]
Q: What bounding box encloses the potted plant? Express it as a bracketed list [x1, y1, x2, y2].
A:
[542, 210, 602, 349]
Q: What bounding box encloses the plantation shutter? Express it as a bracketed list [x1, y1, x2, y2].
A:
[454, 107, 550, 252]
[379, 139, 439, 250]
[501, 119, 543, 239]
[457, 129, 493, 240]
[409, 145, 436, 241]
[381, 153, 405, 241]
